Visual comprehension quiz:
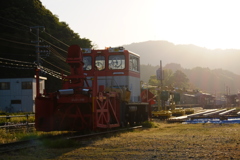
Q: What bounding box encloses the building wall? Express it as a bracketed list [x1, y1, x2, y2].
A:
[0, 77, 45, 112]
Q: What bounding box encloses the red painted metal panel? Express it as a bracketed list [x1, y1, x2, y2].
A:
[57, 94, 91, 104]
[95, 92, 120, 128]
[35, 96, 55, 131]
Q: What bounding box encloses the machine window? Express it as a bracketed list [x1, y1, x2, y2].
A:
[95, 56, 105, 70]
[109, 55, 125, 69]
[83, 56, 92, 70]
[129, 55, 139, 72]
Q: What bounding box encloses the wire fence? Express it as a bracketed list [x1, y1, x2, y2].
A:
[0, 114, 35, 132]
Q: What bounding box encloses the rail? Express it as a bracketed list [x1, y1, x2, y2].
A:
[67, 126, 142, 140]
[0, 139, 37, 153]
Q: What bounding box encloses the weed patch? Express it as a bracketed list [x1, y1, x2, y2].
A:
[142, 121, 156, 128]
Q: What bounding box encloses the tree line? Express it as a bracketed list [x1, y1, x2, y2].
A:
[141, 63, 240, 95]
[0, 0, 92, 91]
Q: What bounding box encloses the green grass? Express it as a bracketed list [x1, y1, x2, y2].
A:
[0, 114, 35, 124]
[2, 121, 240, 159]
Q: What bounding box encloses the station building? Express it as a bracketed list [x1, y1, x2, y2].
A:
[0, 76, 46, 112]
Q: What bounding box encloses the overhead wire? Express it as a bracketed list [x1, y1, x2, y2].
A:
[40, 65, 67, 77]
[0, 37, 35, 46]
[0, 16, 29, 28]
[0, 57, 65, 79]
[43, 31, 70, 47]
[0, 16, 68, 53]
[0, 57, 34, 64]
[0, 64, 34, 70]
[0, 16, 71, 79]
[0, 52, 35, 57]
[40, 69, 62, 79]
[39, 36, 68, 53]
[0, 16, 68, 56]
[0, 23, 29, 32]
[48, 47, 66, 61]
[0, 60, 36, 68]
[0, 17, 68, 54]
[0, 32, 33, 42]
[0, 42, 35, 51]
[40, 57, 70, 74]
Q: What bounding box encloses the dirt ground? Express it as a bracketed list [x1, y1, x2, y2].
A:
[1, 121, 240, 160]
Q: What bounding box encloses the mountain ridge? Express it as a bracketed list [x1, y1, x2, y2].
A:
[123, 40, 240, 75]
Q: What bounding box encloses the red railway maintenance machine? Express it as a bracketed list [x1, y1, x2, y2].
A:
[35, 45, 151, 131]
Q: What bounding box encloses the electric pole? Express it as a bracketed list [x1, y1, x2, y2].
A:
[30, 26, 45, 67]
[30, 26, 50, 97]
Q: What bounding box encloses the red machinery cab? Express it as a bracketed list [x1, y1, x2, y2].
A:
[82, 47, 141, 102]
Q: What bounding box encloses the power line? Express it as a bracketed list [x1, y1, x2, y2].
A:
[0, 32, 33, 42]
[0, 23, 29, 32]
[44, 31, 70, 47]
[0, 16, 29, 28]
[40, 66, 65, 79]
[39, 36, 68, 53]
[30, 32, 68, 54]
[40, 65, 67, 77]
[0, 17, 71, 78]
[0, 64, 34, 70]
[0, 52, 35, 57]
[40, 57, 70, 74]
[0, 57, 34, 64]
[0, 17, 68, 58]
[0, 42, 35, 51]
[0, 57, 68, 79]
[0, 60, 36, 68]
[0, 37, 35, 46]
[48, 47, 66, 61]
[47, 55, 68, 68]
[0, 16, 69, 55]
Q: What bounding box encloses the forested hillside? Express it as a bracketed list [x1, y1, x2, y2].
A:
[140, 63, 240, 95]
[0, 0, 92, 91]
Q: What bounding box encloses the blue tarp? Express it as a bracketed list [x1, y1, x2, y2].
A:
[185, 118, 240, 124]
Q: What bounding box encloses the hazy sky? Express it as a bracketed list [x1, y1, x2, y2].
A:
[40, 0, 240, 49]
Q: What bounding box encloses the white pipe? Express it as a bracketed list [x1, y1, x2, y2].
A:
[187, 109, 217, 118]
[203, 109, 227, 116]
[219, 108, 236, 115]
[58, 89, 74, 95]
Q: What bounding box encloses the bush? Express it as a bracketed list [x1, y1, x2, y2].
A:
[0, 111, 6, 115]
[142, 121, 156, 128]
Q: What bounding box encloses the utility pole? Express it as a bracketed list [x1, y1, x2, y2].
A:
[156, 60, 164, 111]
[30, 26, 45, 67]
[160, 60, 165, 110]
[30, 26, 46, 97]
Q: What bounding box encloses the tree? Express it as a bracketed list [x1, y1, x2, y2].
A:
[162, 69, 174, 87]
[148, 75, 158, 86]
[172, 70, 189, 88]
[148, 69, 189, 89]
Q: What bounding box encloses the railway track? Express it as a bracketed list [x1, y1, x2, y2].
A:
[0, 126, 143, 154]
[66, 126, 143, 140]
[0, 139, 38, 153]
